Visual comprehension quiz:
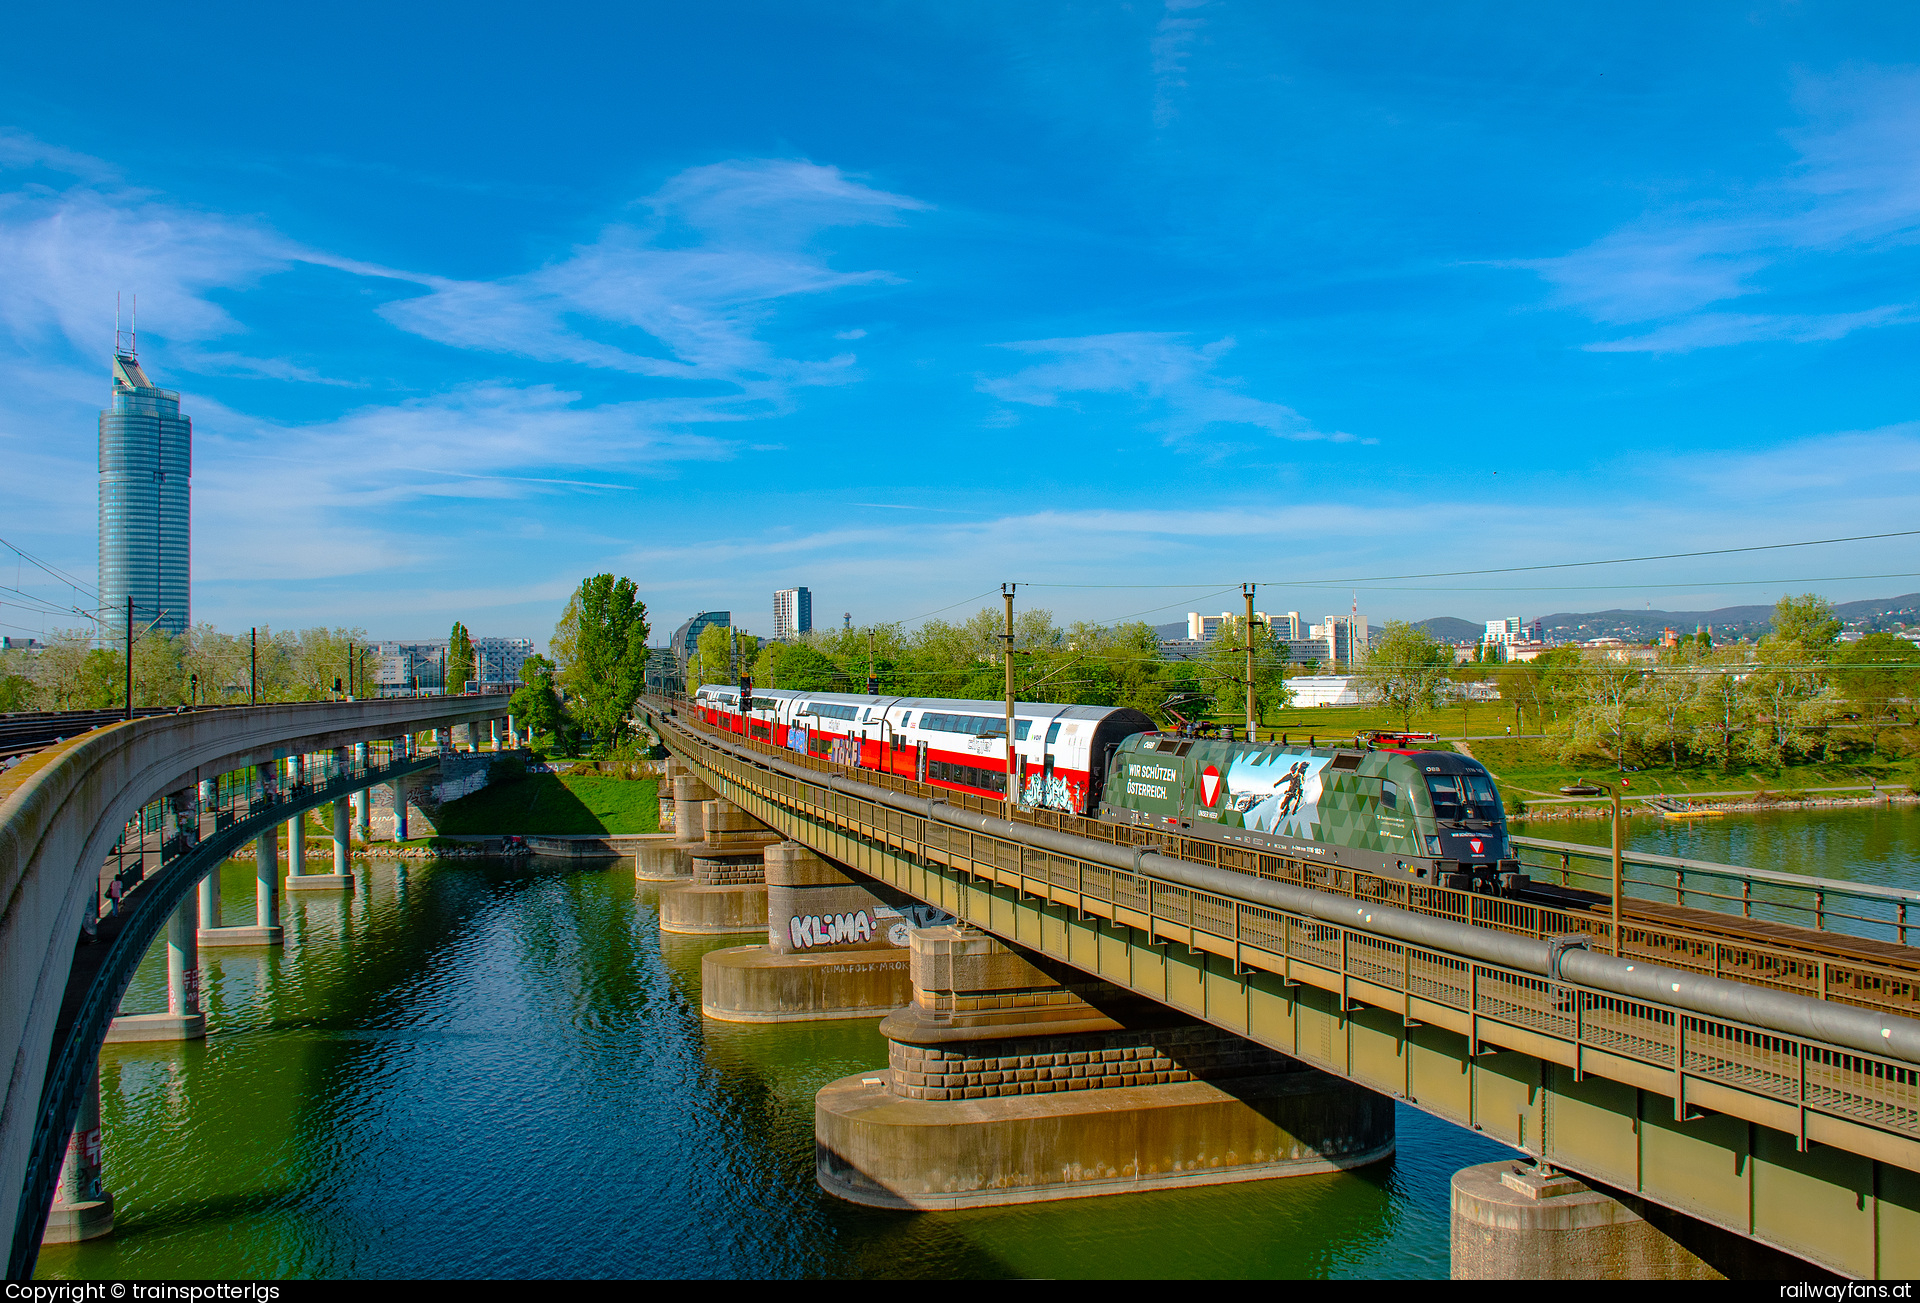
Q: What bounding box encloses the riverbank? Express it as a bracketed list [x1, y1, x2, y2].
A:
[1516, 792, 1920, 823]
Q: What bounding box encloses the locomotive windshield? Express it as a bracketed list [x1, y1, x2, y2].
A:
[1426, 772, 1502, 825]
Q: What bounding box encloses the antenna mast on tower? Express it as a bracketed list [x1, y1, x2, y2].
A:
[115, 292, 137, 357]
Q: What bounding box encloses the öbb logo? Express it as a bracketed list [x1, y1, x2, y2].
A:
[788, 911, 875, 949]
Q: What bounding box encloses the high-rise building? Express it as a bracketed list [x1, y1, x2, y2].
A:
[1484, 617, 1523, 645]
[671, 611, 731, 680]
[774, 587, 812, 640]
[99, 349, 190, 637]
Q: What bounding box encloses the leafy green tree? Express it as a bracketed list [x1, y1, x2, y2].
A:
[447, 622, 476, 694]
[510, 653, 566, 748]
[1353, 621, 1452, 729]
[1769, 593, 1842, 652]
[690, 623, 734, 690]
[1835, 633, 1920, 722]
[767, 641, 843, 690]
[565, 574, 650, 750]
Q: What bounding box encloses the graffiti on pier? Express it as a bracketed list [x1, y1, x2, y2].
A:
[789, 910, 875, 949]
[782, 901, 957, 951]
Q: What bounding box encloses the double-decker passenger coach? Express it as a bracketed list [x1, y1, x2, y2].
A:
[688, 685, 1153, 815]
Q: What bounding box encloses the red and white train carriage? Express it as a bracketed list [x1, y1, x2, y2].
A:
[688, 685, 1153, 816]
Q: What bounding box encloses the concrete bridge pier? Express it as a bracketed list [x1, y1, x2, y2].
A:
[352, 743, 371, 841]
[1449, 1161, 1767, 1279]
[284, 756, 306, 882]
[289, 749, 354, 892]
[106, 897, 205, 1042]
[814, 926, 1394, 1210]
[40, 1068, 111, 1245]
[390, 772, 410, 843]
[638, 773, 710, 881]
[701, 842, 914, 1022]
[199, 818, 283, 948]
[658, 799, 777, 934]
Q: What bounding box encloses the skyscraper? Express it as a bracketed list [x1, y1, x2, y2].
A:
[774, 587, 812, 640]
[99, 348, 190, 637]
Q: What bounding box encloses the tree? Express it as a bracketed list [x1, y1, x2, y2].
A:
[565, 574, 650, 750]
[765, 641, 842, 691]
[510, 653, 566, 748]
[1195, 617, 1294, 727]
[447, 622, 476, 695]
[1558, 656, 1646, 770]
[1834, 633, 1920, 723]
[1353, 621, 1451, 729]
[1770, 593, 1842, 652]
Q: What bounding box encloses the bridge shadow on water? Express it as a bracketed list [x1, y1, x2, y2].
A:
[42, 855, 1531, 1280]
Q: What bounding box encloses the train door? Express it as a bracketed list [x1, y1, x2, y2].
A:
[916, 740, 928, 783]
[1041, 721, 1061, 804]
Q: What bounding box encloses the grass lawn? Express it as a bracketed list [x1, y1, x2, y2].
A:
[432, 774, 660, 835]
[1465, 737, 1919, 810]
[1216, 700, 1530, 740]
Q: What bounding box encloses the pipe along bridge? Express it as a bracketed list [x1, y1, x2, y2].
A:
[642, 696, 1920, 1279]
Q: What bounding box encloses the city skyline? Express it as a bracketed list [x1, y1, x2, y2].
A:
[1, 5, 1917, 646]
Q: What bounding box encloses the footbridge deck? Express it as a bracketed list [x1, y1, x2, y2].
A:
[642, 696, 1920, 1279]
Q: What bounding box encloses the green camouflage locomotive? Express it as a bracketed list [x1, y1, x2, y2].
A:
[1098, 733, 1518, 888]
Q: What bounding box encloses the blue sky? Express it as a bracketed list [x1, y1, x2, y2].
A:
[2, 2, 1917, 647]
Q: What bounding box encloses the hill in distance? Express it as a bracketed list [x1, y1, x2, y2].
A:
[1416, 593, 1918, 644]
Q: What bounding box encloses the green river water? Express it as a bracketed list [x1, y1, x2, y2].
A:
[32, 805, 1917, 1279]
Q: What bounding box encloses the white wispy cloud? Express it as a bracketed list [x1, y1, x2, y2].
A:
[1150, 0, 1210, 129]
[979, 331, 1360, 444]
[1522, 68, 1920, 352]
[0, 129, 118, 183]
[379, 159, 926, 395]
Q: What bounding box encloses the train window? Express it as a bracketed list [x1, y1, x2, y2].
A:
[899, 713, 913, 729]
[1380, 780, 1398, 810]
[1045, 722, 1062, 745]
[1015, 720, 1031, 741]
[1426, 775, 1465, 820]
[1462, 773, 1501, 818]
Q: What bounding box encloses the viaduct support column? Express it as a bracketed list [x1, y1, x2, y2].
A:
[199, 818, 284, 947]
[285, 756, 306, 880]
[701, 842, 915, 1022]
[1448, 1161, 1790, 1279]
[656, 796, 777, 933]
[288, 750, 355, 891]
[353, 743, 371, 841]
[40, 1068, 112, 1244]
[106, 898, 206, 1042]
[638, 772, 709, 881]
[814, 926, 1392, 1209]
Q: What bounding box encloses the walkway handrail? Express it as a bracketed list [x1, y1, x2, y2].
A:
[1514, 834, 1920, 945]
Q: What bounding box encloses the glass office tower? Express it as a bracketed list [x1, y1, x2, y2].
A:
[99, 351, 190, 637]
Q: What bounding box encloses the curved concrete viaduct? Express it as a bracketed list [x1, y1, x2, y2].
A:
[1, 698, 509, 1274]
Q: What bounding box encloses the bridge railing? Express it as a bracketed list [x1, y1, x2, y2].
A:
[653, 702, 1920, 1166]
[1512, 835, 1920, 949]
[645, 695, 1920, 1019]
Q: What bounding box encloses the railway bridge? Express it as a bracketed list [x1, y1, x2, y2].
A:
[638, 695, 1920, 1280]
[1, 696, 517, 1276]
